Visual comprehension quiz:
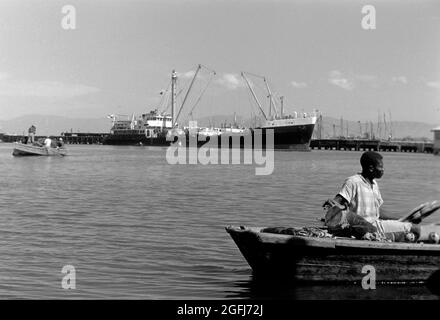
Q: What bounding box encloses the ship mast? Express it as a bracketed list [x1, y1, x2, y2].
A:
[241, 72, 267, 121]
[280, 96, 284, 118]
[388, 110, 393, 139]
[263, 78, 278, 119]
[171, 70, 177, 127]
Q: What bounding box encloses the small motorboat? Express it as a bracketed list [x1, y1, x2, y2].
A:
[226, 225, 440, 284]
[12, 142, 67, 156]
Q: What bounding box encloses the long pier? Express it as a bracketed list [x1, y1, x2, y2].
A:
[0, 132, 108, 144]
[0, 133, 434, 153]
[310, 139, 434, 153]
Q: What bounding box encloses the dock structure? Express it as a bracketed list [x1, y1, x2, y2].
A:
[61, 132, 107, 144]
[0, 132, 108, 144]
[432, 126, 440, 155]
[310, 139, 434, 153]
[1, 132, 435, 153]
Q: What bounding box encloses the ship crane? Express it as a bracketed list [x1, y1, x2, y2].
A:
[263, 77, 279, 119]
[174, 65, 201, 125]
[173, 64, 216, 125]
[241, 72, 282, 121]
[187, 65, 216, 121]
[158, 84, 185, 117]
[241, 72, 267, 121]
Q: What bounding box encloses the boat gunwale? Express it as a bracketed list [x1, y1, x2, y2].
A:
[226, 225, 440, 252]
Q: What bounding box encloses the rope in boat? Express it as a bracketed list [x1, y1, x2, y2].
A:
[261, 226, 334, 238]
[261, 226, 392, 242]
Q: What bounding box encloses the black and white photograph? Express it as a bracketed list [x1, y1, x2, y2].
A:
[0, 0, 439, 311]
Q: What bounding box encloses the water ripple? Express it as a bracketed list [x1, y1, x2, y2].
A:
[0, 145, 438, 298]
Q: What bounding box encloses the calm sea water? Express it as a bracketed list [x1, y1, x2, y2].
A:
[0, 143, 439, 299]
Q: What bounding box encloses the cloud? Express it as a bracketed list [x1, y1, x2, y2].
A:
[392, 76, 408, 84]
[216, 73, 245, 90]
[426, 81, 440, 89]
[290, 81, 307, 88]
[328, 70, 354, 90]
[0, 76, 100, 98]
[328, 72, 412, 89]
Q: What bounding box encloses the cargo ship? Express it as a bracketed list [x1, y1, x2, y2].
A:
[102, 110, 173, 146]
[102, 67, 318, 149]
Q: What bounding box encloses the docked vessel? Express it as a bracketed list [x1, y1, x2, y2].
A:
[239, 71, 317, 150]
[102, 110, 173, 146]
[184, 114, 317, 150]
[102, 66, 318, 149]
[185, 71, 317, 150]
[200, 113, 317, 150]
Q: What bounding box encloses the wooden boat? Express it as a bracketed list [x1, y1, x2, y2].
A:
[226, 226, 440, 284]
[12, 142, 67, 156]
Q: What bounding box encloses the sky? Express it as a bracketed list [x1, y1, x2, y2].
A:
[0, 0, 439, 124]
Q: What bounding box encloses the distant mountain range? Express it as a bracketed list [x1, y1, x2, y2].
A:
[0, 114, 437, 140]
[0, 114, 110, 136]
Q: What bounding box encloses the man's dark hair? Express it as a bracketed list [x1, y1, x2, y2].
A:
[360, 151, 383, 170]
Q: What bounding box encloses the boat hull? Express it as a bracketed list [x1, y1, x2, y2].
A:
[103, 122, 316, 150]
[12, 143, 67, 156]
[102, 133, 169, 146]
[226, 226, 440, 284]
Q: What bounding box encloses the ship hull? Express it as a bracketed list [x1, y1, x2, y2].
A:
[103, 123, 316, 150]
[102, 133, 169, 146]
[190, 124, 316, 150]
[264, 123, 315, 150]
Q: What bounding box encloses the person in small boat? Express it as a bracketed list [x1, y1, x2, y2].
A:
[34, 137, 44, 147]
[56, 138, 64, 148]
[28, 125, 36, 144]
[44, 137, 52, 148]
[324, 151, 421, 241]
[50, 138, 58, 148]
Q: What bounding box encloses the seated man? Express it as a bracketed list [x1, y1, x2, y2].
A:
[57, 138, 64, 148]
[324, 151, 421, 241]
[44, 137, 52, 148]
